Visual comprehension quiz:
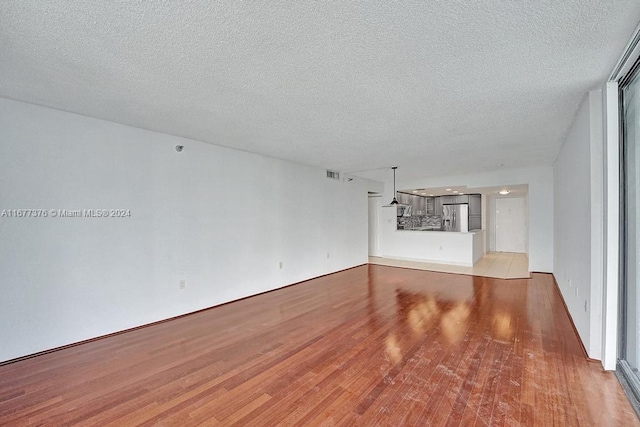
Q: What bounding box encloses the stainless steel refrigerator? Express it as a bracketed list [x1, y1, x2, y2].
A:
[442, 204, 469, 232]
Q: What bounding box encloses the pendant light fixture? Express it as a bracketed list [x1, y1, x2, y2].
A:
[384, 166, 399, 206]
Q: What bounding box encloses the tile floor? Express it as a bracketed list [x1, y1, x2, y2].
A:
[368, 251, 529, 279]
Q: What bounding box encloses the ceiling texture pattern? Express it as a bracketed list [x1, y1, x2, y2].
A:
[1, 1, 639, 181]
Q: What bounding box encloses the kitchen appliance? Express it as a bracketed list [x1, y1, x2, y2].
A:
[396, 205, 412, 217]
[442, 204, 469, 232]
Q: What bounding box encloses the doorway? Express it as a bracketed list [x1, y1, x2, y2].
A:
[368, 194, 381, 256]
[495, 197, 527, 253]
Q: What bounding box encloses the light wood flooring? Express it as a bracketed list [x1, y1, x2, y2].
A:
[0, 265, 636, 425]
[369, 251, 530, 279]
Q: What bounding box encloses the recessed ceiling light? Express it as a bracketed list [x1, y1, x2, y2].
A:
[421, 193, 427, 195]
[412, 190, 418, 193]
[429, 194, 434, 196]
[453, 190, 458, 194]
[499, 190, 510, 195]
[446, 188, 452, 191]
[459, 193, 464, 195]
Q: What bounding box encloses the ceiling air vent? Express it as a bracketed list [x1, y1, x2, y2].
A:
[326, 170, 340, 180]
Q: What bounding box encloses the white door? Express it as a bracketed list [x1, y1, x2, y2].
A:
[368, 196, 380, 256]
[495, 197, 527, 253]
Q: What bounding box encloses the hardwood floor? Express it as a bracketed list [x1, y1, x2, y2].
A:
[0, 265, 637, 426]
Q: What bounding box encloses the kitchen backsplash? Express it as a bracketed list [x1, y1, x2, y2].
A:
[397, 215, 442, 229]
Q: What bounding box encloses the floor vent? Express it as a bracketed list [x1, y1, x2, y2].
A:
[326, 170, 340, 180]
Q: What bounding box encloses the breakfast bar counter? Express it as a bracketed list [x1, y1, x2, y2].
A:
[381, 229, 485, 267]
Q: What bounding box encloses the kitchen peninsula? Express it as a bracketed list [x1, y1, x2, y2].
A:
[380, 193, 485, 267]
[386, 228, 485, 266]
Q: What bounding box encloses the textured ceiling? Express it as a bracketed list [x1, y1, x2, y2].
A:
[1, 1, 639, 181]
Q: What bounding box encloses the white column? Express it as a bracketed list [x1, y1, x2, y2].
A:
[602, 81, 619, 370]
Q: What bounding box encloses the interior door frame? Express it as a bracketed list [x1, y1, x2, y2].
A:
[493, 196, 528, 254]
[368, 193, 382, 257]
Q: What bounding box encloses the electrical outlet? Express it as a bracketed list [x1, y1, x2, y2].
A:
[575, 286, 578, 297]
[584, 300, 588, 312]
[179, 279, 186, 290]
[279, 261, 283, 270]
[327, 253, 330, 259]
[568, 278, 571, 288]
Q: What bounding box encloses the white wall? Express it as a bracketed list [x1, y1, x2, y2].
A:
[379, 167, 554, 272]
[553, 90, 604, 359]
[0, 98, 370, 362]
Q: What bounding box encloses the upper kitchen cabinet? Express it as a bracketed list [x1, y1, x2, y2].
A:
[435, 197, 442, 215]
[425, 197, 435, 214]
[440, 196, 454, 204]
[454, 195, 469, 204]
[468, 194, 482, 230]
[417, 196, 427, 214]
[441, 195, 468, 204]
[397, 193, 432, 215]
[469, 194, 481, 215]
[397, 193, 410, 205]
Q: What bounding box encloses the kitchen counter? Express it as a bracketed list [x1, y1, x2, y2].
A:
[399, 228, 481, 233]
[381, 229, 486, 266]
[402, 226, 442, 231]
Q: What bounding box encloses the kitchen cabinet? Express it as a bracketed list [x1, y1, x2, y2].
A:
[396, 193, 410, 205]
[469, 194, 481, 215]
[395, 193, 409, 218]
[435, 197, 442, 215]
[419, 196, 427, 214]
[469, 216, 482, 230]
[441, 195, 470, 204]
[468, 194, 481, 230]
[396, 193, 427, 215]
[397, 193, 433, 215]
[454, 195, 468, 204]
[441, 196, 455, 204]
[410, 195, 418, 213]
[425, 197, 435, 214]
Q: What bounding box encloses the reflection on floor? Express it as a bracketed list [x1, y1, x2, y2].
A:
[369, 252, 529, 279]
